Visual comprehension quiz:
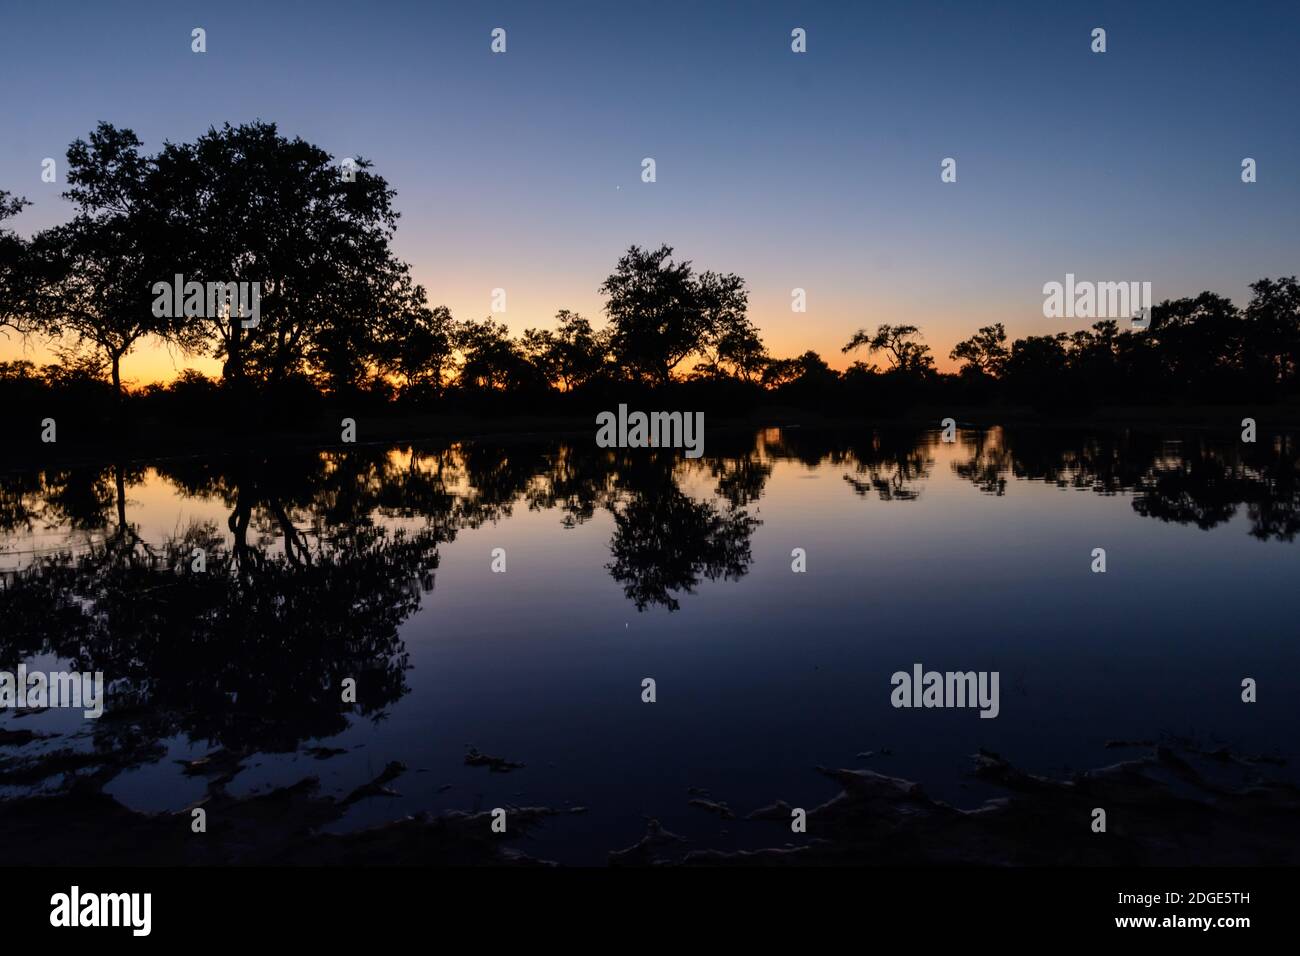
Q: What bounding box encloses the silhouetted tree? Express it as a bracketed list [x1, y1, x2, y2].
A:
[950, 323, 1009, 377]
[762, 350, 834, 388]
[151, 121, 404, 394]
[378, 289, 455, 399]
[0, 190, 33, 334]
[1003, 332, 1070, 405]
[526, 310, 610, 391]
[1243, 276, 1300, 393]
[600, 244, 749, 386]
[1151, 294, 1241, 396]
[454, 318, 543, 391]
[693, 307, 768, 382]
[843, 323, 935, 375]
[29, 125, 196, 401]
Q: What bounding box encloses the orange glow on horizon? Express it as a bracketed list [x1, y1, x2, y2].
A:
[0, 318, 967, 387]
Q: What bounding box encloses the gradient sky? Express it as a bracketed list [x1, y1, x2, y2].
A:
[2, 0, 1298, 384]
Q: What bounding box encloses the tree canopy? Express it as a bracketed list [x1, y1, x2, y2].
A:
[3, 122, 1299, 419]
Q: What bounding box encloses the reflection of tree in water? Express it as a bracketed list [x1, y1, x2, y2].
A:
[604, 451, 760, 612]
[953, 427, 1300, 541]
[8, 425, 1298, 795]
[523, 444, 617, 528]
[954, 427, 1149, 496]
[1132, 450, 1257, 531]
[2, 526, 432, 751]
[760, 428, 932, 501]
[951, 428, 1009, 495]
[704, 454, 773, 508]
[0, 456, 441, 760]
[0, 438, 776, 769]
[0, 441, 773, 815]
[0, 463, 149, 548]
[454, 442, 552, 529]
[1136, 435, 1300, 541]
[839, 434, 930, 501]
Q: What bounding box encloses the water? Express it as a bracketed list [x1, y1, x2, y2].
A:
[2, 425, 1297, 863]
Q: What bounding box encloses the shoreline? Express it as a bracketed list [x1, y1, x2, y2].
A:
[3, 404, 1292, 471]
[0, 738, 1292, 866]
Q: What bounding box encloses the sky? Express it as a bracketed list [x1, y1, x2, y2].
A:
[1, 0, 1298, 384]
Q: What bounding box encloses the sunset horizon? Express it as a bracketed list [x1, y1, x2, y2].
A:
[2, 0, 1297, 935]
[4, 2, 1296, 387]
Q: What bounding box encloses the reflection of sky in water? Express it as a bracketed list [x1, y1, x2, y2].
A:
[3, 429, 1298, 863]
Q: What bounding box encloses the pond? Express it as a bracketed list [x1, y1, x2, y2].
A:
[1, 425, 1296, 864]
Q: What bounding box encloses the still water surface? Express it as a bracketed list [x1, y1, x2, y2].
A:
[2, 426, 1296, 862]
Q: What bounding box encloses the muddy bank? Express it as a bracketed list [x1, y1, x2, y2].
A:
[675, 744, 1299, 866]
[0, 766, 583, 866]
[1, 738, 1294, 866]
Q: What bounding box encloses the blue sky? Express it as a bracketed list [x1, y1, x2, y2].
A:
[2, 0, 1296, 379]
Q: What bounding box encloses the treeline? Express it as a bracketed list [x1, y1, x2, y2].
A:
[2, 121, 1299, 436]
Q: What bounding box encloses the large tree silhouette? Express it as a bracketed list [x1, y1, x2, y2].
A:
[599, 244, 752, 386]
[28, 125, 197, 400]
[150, 121, 405, 395]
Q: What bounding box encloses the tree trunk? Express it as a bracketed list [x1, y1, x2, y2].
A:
[114, 462, 127, 529]
[110, 351, 126, 434]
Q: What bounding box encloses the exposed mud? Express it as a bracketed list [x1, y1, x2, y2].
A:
[1, 732, 1294, 865]
[680, 746, 1300, 866]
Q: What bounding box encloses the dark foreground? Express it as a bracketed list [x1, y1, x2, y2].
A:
[1, 738, 1295, 866]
